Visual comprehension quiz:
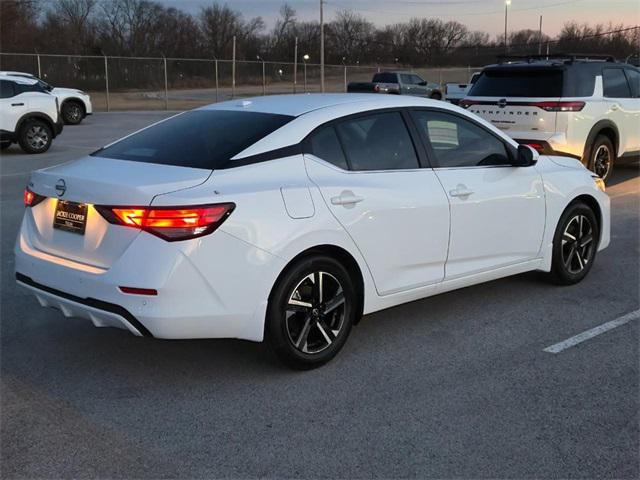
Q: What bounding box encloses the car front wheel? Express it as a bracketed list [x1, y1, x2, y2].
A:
[266, 255, 357, 369]
[548, 202, 599, 285]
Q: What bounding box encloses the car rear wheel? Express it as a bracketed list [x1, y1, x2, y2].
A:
[266, 255, 357, 369]
[18, 119, 53, 154]
[62, 101, 84, 125]
[587, 135, 614, 183]
[430, 91, 442, 100]
[547, 202, 599, 285]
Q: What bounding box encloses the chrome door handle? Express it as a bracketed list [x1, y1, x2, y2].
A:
[449, 186, 474, 198]
[331, 192, 364, 206]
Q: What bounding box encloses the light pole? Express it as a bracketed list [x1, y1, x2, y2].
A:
[504, 0, 511, 55]
[257, 55, 266, 96]
[320, 0, 325, 92]
[303, 54, 309, 93]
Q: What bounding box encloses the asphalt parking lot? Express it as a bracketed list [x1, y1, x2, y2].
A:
[1, 112, 638, 479]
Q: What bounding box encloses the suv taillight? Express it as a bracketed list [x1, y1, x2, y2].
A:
[529, 101, 585, 112]
[95, 203, 235, 241]
[24, 187, 46, 207]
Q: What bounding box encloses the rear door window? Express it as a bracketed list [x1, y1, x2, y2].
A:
[94, 110, 294, 169]
[469, 69, 563, 97]
[603, 68, 632, 98]
[335, 112, 419, 171]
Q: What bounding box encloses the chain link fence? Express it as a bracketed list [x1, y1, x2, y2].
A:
[0, 53, 478, 111]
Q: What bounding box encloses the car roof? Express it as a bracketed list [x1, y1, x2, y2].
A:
[201, 93, 443, 117]
[206, 93, 514, 160]
[0, 72, 38, 85]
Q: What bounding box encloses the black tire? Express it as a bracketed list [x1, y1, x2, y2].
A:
[586, 134, 615, 183]
[266, 255, 357, 369]
[0, 141, 11, 150]
[547, 202, 599, 285]
[61, 100, 84, 125]
[430, 91, 443, 100]
[17, 119, 53, 154]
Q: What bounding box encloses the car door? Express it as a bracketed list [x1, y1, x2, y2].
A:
[602, 67, 639, 153]
[303, 110, 451, 296]
[410, 74, 429, 96]
[399, 74, 415, 95]
[0, 80, 26, 133]
[410, 109, 546, 279]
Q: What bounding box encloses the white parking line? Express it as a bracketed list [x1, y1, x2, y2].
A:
[543, 309, 640, 354]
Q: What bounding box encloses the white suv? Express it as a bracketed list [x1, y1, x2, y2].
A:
[461, 55, 640, 182]
[0, 76, 63, 153]
[0, 71, 92, 125]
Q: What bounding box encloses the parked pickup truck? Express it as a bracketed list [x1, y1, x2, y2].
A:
[444, 72, 481, 105]
[347, 71, 443, 99]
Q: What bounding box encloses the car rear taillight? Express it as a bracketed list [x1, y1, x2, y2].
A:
[529, 101, 585, 112]
[24, 187, 46, 207]
[95, 203, 235, 241]
[524, 143, 545, 152]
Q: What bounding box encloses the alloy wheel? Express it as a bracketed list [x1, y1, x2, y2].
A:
[285, 271, 346, 354]
[26, 126, 49, 151]
[66, 104, 82, 123]
[561, 214, 595, 275]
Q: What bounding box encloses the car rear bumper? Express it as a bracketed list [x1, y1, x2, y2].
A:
[16, 272, 151, 336]
[515, 137, 581, 161]
[14, 221, 286, 342]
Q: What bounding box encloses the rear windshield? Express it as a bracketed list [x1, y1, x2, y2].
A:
[372, 72, 397, 83]
[469, 68, 563, 97]
[94, 110, 294, 169]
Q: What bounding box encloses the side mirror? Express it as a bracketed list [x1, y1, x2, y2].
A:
[513, 144, 539, 167]
[418, 81, 427, 86]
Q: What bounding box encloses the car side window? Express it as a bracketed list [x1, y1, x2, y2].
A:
[603, 68, 632, 98]
[335, 112, 420, 171]
[308, 125, 349, 170]
[0, 80, 16, 99]
[624, 69, 640, 98]
[400, 74, 413, 85]
[411, 110, 511, 168]
[411, 75, 424, 85]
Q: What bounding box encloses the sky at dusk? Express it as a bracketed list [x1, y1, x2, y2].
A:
[159, 0, 640, 37]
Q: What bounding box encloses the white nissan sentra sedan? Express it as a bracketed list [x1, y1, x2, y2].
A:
[15, 94, 610, 369]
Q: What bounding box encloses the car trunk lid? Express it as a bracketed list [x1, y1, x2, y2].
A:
[25, 156, 211, 268]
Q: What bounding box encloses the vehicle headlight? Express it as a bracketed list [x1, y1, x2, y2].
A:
[592, 175, 606, 192]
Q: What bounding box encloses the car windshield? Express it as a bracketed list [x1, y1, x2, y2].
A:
[94, 110, 294, 169]
[469, 68, 563, 97]
[37, 80, 53, 91]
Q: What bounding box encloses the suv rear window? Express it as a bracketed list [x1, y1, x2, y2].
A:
[372, 73, 397, 83]
[469, 69, 563, 97]
[94, 110, 294, 169]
